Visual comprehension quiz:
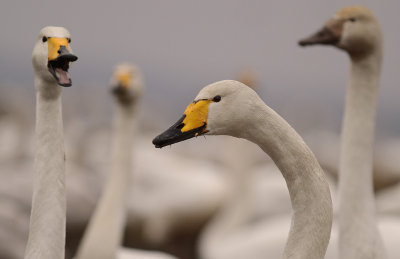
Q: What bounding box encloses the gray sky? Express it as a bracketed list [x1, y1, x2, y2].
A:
[1, 0, 400, 137]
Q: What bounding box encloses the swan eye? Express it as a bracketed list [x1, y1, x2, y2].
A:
[349, 17, 357, 22]
[42, 36, 47, 43]
[212, 95, 221, 102]
[68, 38, 71, 43]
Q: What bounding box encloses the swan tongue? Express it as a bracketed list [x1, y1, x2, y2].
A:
[47, 51, 78, 87]
[55, 68, 71, 85]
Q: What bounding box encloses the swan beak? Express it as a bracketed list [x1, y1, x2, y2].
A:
[111, 72, 131, 95]
[152, 100, 211, 148]
[298, 19, 344, 46]
[47, 37, 78, 87]
[111, 72, 134, 104]
[115, 72, 132, 90]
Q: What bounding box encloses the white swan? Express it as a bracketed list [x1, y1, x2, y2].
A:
[197, 76, 296, 259]
[75, 63, 177, 259]
[24, 26, 78, 259]
[299, 6, 387, 259]
[153, 80, 333, 259]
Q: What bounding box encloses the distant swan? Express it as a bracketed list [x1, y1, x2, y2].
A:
[75, 63, 177, 259]
[299, 6, 386, 258]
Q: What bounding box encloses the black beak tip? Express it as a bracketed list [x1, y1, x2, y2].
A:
[111, 85, 124, 95]
[151, 115, 207, 149]
[152, 137, 162, 148]
[152, 133, 171, 148]
[298, 39, 309, 46]
[70, 55, 78, 62]
[298, 36, 317, 47]
[59, 54, 78, 62]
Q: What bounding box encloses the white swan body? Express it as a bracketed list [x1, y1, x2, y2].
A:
[324, 218, 400, 259]
[117, 248, 177, 259]
[24, 26, 77, 259]
[75, 63, 177, 259]
[299, 6, 387, 259]
[153, 80, 333, 259]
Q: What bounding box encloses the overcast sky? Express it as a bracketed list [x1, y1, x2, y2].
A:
[1, 0, 399, 137]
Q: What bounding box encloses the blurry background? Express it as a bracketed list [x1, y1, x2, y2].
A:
[1, 0, 400, 136]
[1, 0, 400, 259]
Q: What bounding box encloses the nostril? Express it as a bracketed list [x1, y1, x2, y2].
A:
[58, 45, 67, 54]
[176, 123, 184, 130]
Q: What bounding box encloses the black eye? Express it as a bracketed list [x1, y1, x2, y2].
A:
[349, 17, 357, 22]
[42, 36, 47, 42]
[68, 38, 71, 43]
[213, 95, 221, 102]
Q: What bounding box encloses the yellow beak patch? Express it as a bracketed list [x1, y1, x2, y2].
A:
[48, 37, 69, 61]
[116, 72, 132, 89]
[181, 100, 211, 133]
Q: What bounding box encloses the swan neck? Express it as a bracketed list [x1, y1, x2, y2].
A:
[75, 103, 137, 259]
[24, 81, 65, 259]
[244, 103, 332, 259]
[338, 47, 386, 258]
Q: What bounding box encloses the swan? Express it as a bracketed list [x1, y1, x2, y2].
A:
[24, 26, 78, 259]
[196, 75, 298, 259]
[153, 80, 333, 259]
[75, 63, 177, 259]
[299, 6, 387, 258]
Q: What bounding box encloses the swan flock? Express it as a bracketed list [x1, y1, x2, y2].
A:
[13, 4, 399, 259]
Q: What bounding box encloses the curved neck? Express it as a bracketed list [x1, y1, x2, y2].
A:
[338, 49, 386, 258]
[25, 80, 66, 259]
[243, 102, 333, 259]
[75, 103, 137, 259]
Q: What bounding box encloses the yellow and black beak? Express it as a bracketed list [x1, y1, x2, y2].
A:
[112, 72, 132, 95]
[298, 19, 344, 47]
[152, 100, 211, 148]
[47, 37, 78, 87]
[111, 71, 135, 105]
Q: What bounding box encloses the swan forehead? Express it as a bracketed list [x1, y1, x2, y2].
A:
[115, 63, 136, 74]
[335, 6, 375, 20]
[39, 26, 71, 38]
[194, 80, 246, 100]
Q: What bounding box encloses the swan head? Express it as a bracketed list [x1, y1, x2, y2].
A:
[298, 6, 382, 56]
[111, 63, 143, 105]
[153, 80, 260, 148]
[32, 26, 78, 87]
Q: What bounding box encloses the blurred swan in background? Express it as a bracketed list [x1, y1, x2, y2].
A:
[300, 5, 400, 259]
[75, 63, 177, 259]
[24, 26, 78, 259]
[126, 136, 229, 253]
[153, 80, 333, 259]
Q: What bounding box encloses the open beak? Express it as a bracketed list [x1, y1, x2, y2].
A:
[298, 19, 344, 47]
[47, 38, 78, 87]
[152, 100, 211, 148]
